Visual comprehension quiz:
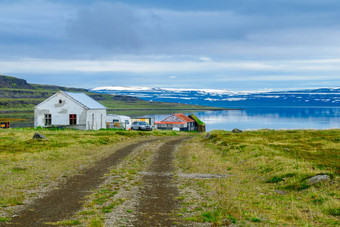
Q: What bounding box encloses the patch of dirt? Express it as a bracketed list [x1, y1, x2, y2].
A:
[133, 138, 188, 226]
[5, 138, 157, 226]
[139, 172, 229, 179]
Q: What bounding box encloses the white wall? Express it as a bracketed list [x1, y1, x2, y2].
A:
[86, 109, 106, 130]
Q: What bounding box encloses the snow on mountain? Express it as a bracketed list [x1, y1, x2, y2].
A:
[90, 86, 270, 96]
[91, 86, 154, 91]
[89, 86, 340, 107]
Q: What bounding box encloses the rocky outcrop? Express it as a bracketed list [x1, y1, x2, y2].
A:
[0, 75, 34, 89]
[307, 175, 330, 185]
[232, 128, 243, 133]
[32, 133, 48, 140]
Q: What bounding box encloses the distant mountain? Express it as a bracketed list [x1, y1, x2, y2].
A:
[0, 75, 222, 113]
[90, 86, 340, 107]
[0, 75, 87, 92]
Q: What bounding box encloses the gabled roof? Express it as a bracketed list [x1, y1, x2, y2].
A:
[174, 114, 195, 122]
[155, 113, 195, 124]
[155, 121, 187, 125]
[34, 91, 106, 110]
[64, 92, 106, 109]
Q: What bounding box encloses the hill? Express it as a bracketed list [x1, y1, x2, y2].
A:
[0, 75, 223, 117]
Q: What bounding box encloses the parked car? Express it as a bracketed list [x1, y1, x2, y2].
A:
[131, 121, 153, 131]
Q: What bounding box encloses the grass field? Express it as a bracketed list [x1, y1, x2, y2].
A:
[1, 128, 339, 226]
[175, 129, 340, 226]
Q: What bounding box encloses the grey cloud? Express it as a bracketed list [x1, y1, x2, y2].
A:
[67, 2, 161, 51]
[2, 0, 340, 60]
[64, 1, 340, 58]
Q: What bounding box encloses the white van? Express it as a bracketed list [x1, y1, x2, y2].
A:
[106, 114, 132, 130]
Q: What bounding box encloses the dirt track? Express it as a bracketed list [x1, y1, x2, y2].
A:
[7, 139, 157, 226]
[134, 138, 187, 226]
[5, 137, 188, 226]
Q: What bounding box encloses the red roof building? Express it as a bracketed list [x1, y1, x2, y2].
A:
[155, 114, 196, 131]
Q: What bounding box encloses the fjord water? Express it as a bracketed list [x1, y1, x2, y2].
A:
[140, 107, 340, 131]
[4, 107, 339, 131]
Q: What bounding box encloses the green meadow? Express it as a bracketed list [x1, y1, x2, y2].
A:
[0, 128, 339, 226]
[176, 129, 340, 226]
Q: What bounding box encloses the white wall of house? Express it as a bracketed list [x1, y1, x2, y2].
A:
[86, 109, 106, 130]
[34, 92, 106, 130]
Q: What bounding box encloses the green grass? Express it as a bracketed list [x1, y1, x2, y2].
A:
[55, 219, 81, 226]
[208, 129, 340, 171]
[175, 129, 340, 226]
[0, 217, 11, 222]
[326, 208, 340, 216]
[189, 114, 205, 125]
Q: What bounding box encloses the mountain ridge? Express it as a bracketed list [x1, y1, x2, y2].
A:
[90, 86, 340, 107]
[0, 75, 223, 113]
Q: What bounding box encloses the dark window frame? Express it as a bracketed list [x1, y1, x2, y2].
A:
[69, 114, 77, 125]
[45, 114, 52, 126]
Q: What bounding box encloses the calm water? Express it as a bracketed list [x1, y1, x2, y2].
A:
[2, 107, 339, 131]
[139, 107, 340, 131]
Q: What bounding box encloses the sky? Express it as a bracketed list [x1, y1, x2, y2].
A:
[1, 0, 340, 90]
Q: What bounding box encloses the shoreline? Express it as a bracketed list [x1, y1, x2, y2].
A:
[0, 108, 238, 114]
[106, 108, 237, 111]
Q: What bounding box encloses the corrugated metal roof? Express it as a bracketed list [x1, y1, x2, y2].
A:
[174, 114, 195, 122]
[156, 114, 194, 125]
[64, 92, 106, 109]
[155, 121, 186, 124]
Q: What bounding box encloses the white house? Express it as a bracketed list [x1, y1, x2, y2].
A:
[34, 91, 107, 130]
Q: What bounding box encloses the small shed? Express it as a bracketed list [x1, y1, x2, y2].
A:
[34, 91, 107, 130]
[155, 114, 196, 131]
[188, 114, 206, 132]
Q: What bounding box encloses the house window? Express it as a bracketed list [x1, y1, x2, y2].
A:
[45, 114, 52, 126]
[69, 114, 77, 125]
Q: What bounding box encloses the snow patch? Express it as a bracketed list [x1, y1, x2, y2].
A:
[225, 98, 247, 101]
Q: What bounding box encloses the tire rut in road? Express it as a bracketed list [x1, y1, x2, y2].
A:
[7, 138, 158, 226]
[134, 137, 188, 227]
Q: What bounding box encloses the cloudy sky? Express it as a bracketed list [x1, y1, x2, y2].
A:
[1, 0, 340, 90]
